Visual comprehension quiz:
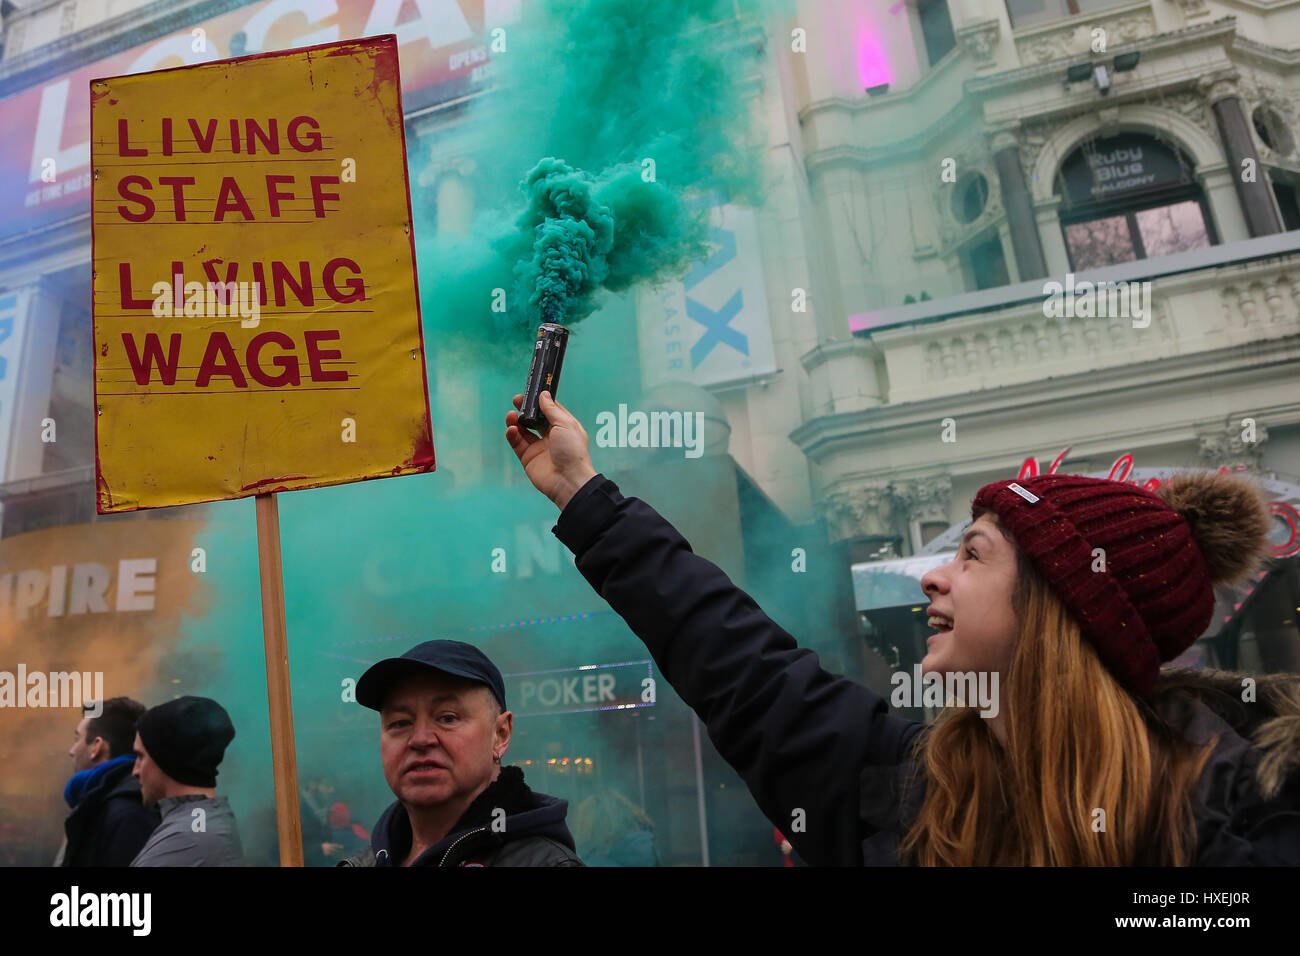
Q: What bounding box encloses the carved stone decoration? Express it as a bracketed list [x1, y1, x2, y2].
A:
[956, 20, 1000, 69]
[1016, 11, 1156, 66]
[1198, 425, 1269, 471]
[1018, 31, 1072, 66]
[1197, 70, 1241, 108]
[1161, 90, 1222, 150]
[1248, 93, 1299, 160]
[1108, 11, 1156, 45]
[820, 482, 899, 545]
[1019, 120, 1065, 186]
[891, 475, 953, 527]
[1174, 0, 1212, 23]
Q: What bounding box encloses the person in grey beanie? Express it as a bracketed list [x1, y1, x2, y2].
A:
[129, 696, 244, 867]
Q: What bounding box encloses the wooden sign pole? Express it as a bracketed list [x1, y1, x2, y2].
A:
[255, 492, 305, 867]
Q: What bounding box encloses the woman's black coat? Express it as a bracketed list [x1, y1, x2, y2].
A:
[552, 475, 1300, 865]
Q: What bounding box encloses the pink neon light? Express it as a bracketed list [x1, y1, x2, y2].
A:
[856, 28, 892, 89]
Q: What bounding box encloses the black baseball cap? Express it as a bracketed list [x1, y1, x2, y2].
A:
[356, 640, 507, 712]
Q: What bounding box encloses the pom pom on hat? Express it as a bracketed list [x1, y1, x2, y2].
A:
[1155, 472, 1272, 588]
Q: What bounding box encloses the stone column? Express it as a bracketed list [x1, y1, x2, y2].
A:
[1200, 73, 1283, 238]
[991, 127, 1048, 281]
[436, 160, 477, 237]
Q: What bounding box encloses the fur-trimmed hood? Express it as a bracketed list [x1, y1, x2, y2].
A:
[1155, 669, 1300, 800]
[1151, 668, 1300, 865]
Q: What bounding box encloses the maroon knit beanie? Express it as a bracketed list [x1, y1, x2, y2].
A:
[970, 472, 1271, 697]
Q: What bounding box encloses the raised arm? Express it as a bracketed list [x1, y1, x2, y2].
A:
[507, 392, 921, 865]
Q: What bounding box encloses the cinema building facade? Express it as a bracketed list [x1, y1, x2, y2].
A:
[0, 0, 1296, 865]
[765, 0, 1300, 706]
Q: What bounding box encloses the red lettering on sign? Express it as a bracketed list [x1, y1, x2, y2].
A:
[304, 330, 348, 382]
[270, 261, 313, 307]
[117, 118, 146, 157]
[245, 118, 279, 155]
[214, 177, 254, 222]
[157, 176, 196, 221]
[189, 118, 218, 153]
[309, 176, 340, 218]
[121, 333, 182, 385]
[117, 263, 155, 310]
[247, 331, 301, 387]
[322, 258, 365, 303]
[195, 332, 248, 388]
[265, 175, 295, 218]
[116, 176, 154, 222]
[286, 115, 323, 152]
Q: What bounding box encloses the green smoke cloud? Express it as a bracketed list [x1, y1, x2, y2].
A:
[121, 0, 805, 867]
[417, 0, 780, 347]
[500, 157, 723, 326]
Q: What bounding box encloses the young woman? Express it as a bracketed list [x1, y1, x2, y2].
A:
[507, 391, 1300, 865]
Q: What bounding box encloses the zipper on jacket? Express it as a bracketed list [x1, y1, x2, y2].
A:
[439, 826, 488, 867]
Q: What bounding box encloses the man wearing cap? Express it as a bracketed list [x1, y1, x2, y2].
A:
[129, 696, 244, 867]
[340, 639, 583, 867]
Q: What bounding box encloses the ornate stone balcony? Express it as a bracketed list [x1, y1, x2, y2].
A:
[838, 232, 1300, 408]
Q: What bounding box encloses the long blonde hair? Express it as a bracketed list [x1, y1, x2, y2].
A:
[899, 514, 1217, 865]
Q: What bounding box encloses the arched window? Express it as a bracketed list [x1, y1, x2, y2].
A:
[1054, 132, 1215, 271]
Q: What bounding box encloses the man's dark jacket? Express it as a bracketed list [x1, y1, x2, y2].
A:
[338, 765, 582, 867]
[551, 474, 1300, 866]
[63, 761, 160, 867]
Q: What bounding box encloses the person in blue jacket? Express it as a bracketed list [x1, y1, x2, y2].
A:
[61, 697, 160, 867]
[507, 391, 1300, 866]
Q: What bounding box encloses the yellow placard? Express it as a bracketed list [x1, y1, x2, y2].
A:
[90, 35, 434, 512]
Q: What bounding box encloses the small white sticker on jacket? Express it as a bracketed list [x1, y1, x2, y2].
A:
[1007, 482, 1040, 503]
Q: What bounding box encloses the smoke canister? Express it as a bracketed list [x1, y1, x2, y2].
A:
[518, 323, 570, 430]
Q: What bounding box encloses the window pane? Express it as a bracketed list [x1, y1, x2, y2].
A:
[1074, 0, 1130, 13]
[1007, 0, 1128, 29]
[969, 234, 1010, 290]
[1065, 215, 1136, 270]
[918, 0, 957, 67]
[1005, 0, 1069, 29]
[1134, 201, 1211, 258]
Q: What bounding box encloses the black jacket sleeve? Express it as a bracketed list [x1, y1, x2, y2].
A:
[95, 795, 161, 867]
[553, 475, 922, 866]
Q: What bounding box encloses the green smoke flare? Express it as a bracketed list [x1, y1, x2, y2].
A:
[416, 0, 781, 348]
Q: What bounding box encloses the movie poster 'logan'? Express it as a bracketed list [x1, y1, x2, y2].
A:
[90, 35, 434, 512]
